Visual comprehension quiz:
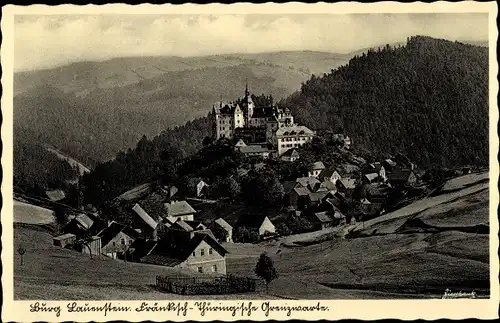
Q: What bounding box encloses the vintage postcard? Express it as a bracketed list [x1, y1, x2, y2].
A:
[1, 2, 499, 321]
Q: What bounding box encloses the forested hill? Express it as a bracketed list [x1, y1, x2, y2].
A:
[279, 36, 489, 168]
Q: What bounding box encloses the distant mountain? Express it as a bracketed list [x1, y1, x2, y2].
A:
[14, 51, 350, 162]
[279, 36, 489, 168]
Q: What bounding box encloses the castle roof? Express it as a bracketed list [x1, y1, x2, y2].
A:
[276, 125, 314, 137]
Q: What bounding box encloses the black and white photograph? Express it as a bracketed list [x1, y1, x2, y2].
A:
[1, 2, 499, 321]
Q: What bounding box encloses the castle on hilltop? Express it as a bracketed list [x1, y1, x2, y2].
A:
[211, 83, 315, 157]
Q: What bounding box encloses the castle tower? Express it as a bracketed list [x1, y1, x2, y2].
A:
[243, 78, 254, 124]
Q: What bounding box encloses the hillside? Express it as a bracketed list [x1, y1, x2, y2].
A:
[14, 51, 348, 163]
[279, 36, 489, 168]
[14, 51, 350, 95]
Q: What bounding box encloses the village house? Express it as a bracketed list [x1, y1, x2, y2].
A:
[308, 191, 329, 207]
[314, 181, 337, 194]
[126, 238, 157, 263]
[336, 178, 357, 194]
[387, 169, 417, 189]
[313, 211, 334, 230]
[63, 212, 107, 238]
[308, 161, 326, 178]
[131, 203, 159, 240]
[80, 236, 102, 258]
[289, 186, 311, 210]
[211, 218, 233, 243]
[164, 200, 197, 221]
[236, 144, 274, 159]
[45, 189, 66, 203]
[296, 176, 321, 189]
[53, 233, 76, 248]
[237, 215, 276, 237]
[141, 231, 229, 274]
[97, 221, 138, 259]
[318, 168, 342, 184]
[382, 159, 398, 172]
[362, 173, 380, 185]
[195, 180, 210, 198]
[160, 184, 179, 201]
[394, 153, 416, 171]
[280, 148, 300, 162]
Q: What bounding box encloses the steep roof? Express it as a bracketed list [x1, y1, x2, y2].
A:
[237, 214, 270, 229]
[296, 176, 320, 187]
[116, 182, 154, 202]
[171, 220, 194, 232]
[337, 178, 356, 189]
[364, 173, 379, 182]
[276, 125, 314, 137]
[315, 212, 332, 223]
[280, 148, 300, 158]
[214, 218, 233, 232]
[281, 181, 297, 194]
[75, 214, 94, 230]
[308, 191, 329, 202]
[238, 145, 272, 154]
[45, 190, 66, 202]
[132, 203, 158, 230]
[98, 222, 126, 247]
[319, 168, 340, 179]
[387, 169, 414, 182]
[127, 238, 157, 260]
[311, 161, 325, 171]
[293, 187, 311, 196]
[319, 181, 337, 191]
[141, 232, 228, 266]
[164, 200, 197, 217]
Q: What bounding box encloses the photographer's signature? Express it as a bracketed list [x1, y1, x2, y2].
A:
[442, 288, 477, 299]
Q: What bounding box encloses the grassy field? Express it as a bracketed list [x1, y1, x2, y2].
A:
[14, 200, 55, 225]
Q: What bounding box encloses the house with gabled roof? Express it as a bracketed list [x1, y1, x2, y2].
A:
[296, 176, 320, 188]
[280, 149, 300, 162]
[289, 186, 311, 210]
[126, 238, 157, 262]
[164, 200, 197, 221]
[336, 178, 357, 194]
[131, 203, 159, 239]
[141, 231, 228, 274]
[318, 168, 342, 184]
[308, 161, 326, 178]
[211, 218, 233, 243]
[45, 189, 66, 202]
[237, 215, 276, 237]
[362, 173, 380, 185]
[308, 191, 329, 207]
[97, 221, 139, 259]
[387, 169, 417, 189]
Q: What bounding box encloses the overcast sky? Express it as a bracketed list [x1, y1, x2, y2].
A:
[14, 13, 488, 71]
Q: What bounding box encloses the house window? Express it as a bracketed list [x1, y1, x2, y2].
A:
[201, 249, 205, 256]
[121, 239, 125, 245]
[198, 266, 203, 273]
[128, 240, 132, 245]
[212, 265, 217, 272]
[192, 252, 196, 257]
[209, 248, 213, 255]
[112, 242, 115, 247]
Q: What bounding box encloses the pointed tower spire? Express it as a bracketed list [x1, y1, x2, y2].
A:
[245, 77, 249, 98]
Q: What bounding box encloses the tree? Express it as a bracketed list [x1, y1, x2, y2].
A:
[202, 136, 213, 147]
[17, 246, 27, 266]
[254, 252, 278, 294]
[276, 223, 291, 236]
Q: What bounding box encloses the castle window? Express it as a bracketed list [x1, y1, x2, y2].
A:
[212, 265, 217, 272]
[198, 267, 203, 273]
[192, 252, 196, 257]
[209, 248, 213, 255]
[201, 249, 205, 256]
